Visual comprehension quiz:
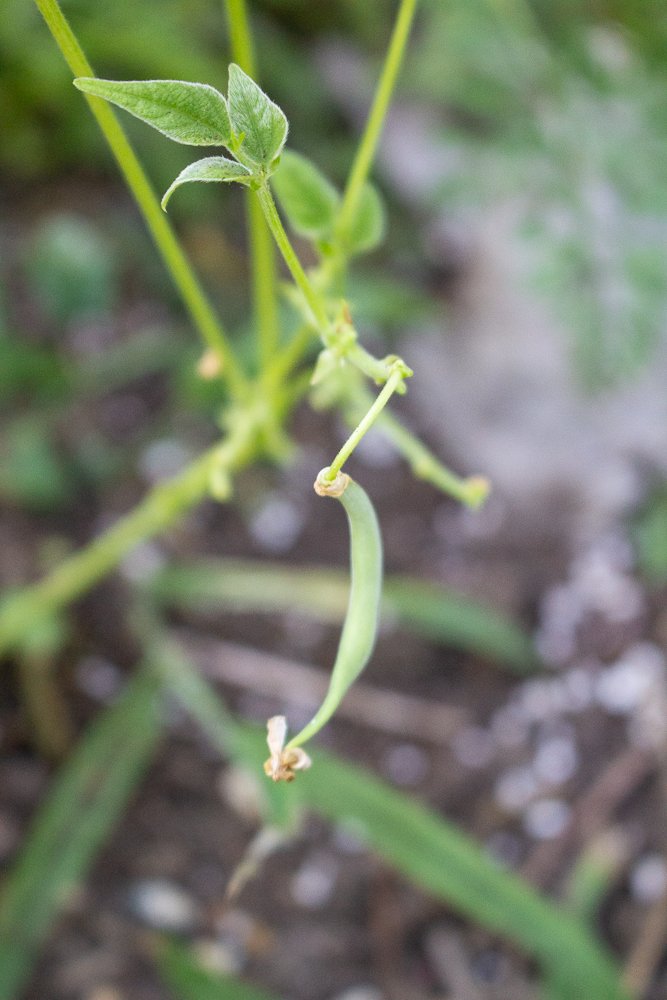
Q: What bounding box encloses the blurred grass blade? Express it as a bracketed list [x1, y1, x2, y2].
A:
[149, 559, 537, 671]
[158, 937, 283, 1000]
[0, 668, 162, 999]
[156, 664, 626, 1000]
[153, 633, 298, 830]
[298, 750, 628, 1000]
[383, 577, 536, 671]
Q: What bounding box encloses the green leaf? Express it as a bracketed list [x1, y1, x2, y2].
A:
[73, 78, 231, 146]
[158, 938, 283, 1000]
[147, 559, 537, 672]
[271, 150, 340, 239]
[227, 64, 288, 169]
[162, 156, 253, 209]
[344, 182, 385, 255]
[0, 668, 162, 999]
[158, 668, 627, 1000]
[299, 750, 629, 1000]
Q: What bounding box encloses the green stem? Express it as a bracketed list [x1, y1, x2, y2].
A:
[223, 0, 257, 76]
[223, 0, 280, 375]
[34, 0, 246, 397]
[349, 389, 489, 508]
[266, 322, 316, 386]
[336, 0, 419, 240]
[248, 197, 280, 374]
[256, 183, 331, 335]
[325, 364, 410, 480]
[0, 420, 258, 658]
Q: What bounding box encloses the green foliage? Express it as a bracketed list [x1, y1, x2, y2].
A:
[344, 181, 385, 255]
[632, 484, 667, 586]
[299, 746, 629, 1000]
[155, 663, 627, 1000]
[409, 0, 667, 387]
[0, 417, 72, 511]
[26, 213, 117, 322]
[271, 149, 339, 239]
[227, 62, 288, 169]
[162, 155, 252, 209]
[158, 938, 283, 1000]
[0, 669, 162, 1000]
[73, 77, 232, 146]
[148, 558, 537, 671]
[271, 149, 385, 256]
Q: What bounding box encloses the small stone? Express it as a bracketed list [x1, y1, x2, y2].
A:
[533, 736, 578, 786]
[452, 725, 495, 770]
[332, 988, 384, 1000]
[193, 938, 244, 976]
[630, 855, 667, 903]
[595, 643, 665, 715]
[523, 798, 571, 840]
[217, 765, 265, 823]
[128, 879, 197, 932]
[291, 854, 338, 909]
[249, 495, 303, 553]
[75, 656, 123, 702]
[139, 438, 192, 483]
[382, 743, 429, 786]
[494, 766, 538, 813]
[120, 541, 166, 582]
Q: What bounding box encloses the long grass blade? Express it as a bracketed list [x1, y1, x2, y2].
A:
[299, 749, 628, 1000]
[158, 937, 283, 1000]
[149, 559, 537, 672]
[0, 668, 162, 999]
[158, 662, 627, 999]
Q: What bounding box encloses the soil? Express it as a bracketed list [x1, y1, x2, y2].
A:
[2, 186, 667, 1000]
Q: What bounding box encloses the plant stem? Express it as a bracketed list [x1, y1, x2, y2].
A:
[256, 184, 331, 335]
[34, 0, 246, 397]
[266, 322, 316, 385]
[223, 0, 257, 76]
[325, 365, 409, 480]
[336, 0, 419, 240]
[223, 0, 280, 376]
[348, 389, 489, 507]
[0, 420, 258, 658]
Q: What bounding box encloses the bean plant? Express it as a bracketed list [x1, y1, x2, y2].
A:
[0, 1, 631, 999]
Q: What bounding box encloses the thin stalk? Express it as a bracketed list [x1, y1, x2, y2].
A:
[266, 322, 316, 386]
[349, 389, 489, 508]
[34, 0, 246, 397]
[224, 0, 257, 76]
[223, 0, 280, 374]
[337, 0, 419, 240]
[248, 197, 280, 374]
[325, 366, 408, 480]
[0, 420, 258, 658]
[256, 184, 331, 334]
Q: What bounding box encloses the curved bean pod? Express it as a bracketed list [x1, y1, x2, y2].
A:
[286, 471, 383, 750]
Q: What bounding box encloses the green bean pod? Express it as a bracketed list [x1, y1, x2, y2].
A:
[286, 471, 383, 750]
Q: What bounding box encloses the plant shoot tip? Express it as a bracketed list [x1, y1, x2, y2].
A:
[464, 475, 491, 508]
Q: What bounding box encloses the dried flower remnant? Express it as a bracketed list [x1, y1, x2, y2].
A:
[263, 715, 312, 782]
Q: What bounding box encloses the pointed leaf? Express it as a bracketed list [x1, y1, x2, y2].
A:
[344, 182, 386, 255]
[227, 64, 288, 169]
[271, 150, 340, 239]
[162, 156, 253, 209]
[0, 668, 162, 998]
[73, 78, 231, 146]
